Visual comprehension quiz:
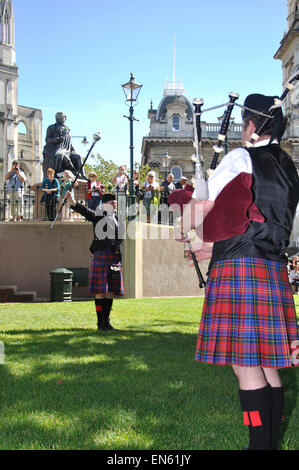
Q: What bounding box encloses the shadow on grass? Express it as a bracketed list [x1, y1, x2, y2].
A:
[0, 326, 298, 450]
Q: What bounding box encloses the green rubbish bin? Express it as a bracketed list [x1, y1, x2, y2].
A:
[50, 268, 73, 302]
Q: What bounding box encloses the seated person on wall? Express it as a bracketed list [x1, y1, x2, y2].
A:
[5, 161, 27, 222]
[65, 191, 124, 332]
[41, 168, 60, 221]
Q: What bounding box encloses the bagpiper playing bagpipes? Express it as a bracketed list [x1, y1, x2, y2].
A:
[51, 133, 125, 331]
[169, 69, 299, 450]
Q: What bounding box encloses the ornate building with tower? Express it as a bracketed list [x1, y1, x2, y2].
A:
[141, 79, 242, 183]
[0, 0, 42, 187]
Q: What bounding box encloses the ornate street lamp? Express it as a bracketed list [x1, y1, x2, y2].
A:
[160, 151, 172, 180]
[160, 151, 172, 205]
[122, 73, 142, 220]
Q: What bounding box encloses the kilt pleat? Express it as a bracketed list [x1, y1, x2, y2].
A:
[195, 257, 299, 368]
[89, 250, 124, 296]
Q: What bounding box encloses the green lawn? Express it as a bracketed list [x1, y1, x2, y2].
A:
[0, 297, 298, 450]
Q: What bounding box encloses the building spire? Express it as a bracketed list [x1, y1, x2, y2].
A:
[164, 35, 185, 96]
[0, 0, 14, 46]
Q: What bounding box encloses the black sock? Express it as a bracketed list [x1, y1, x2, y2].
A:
[105, 298, 113, 314]
[95, 299, 105, 328]
[102, 299, 113, 327]
[270, 386, 284, 450]
[239, 384, 272, 450]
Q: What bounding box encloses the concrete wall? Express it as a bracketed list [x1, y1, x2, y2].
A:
[0, 221, 207, 300]
[0, 222, 94, 299]
[122, 222, 207, 298]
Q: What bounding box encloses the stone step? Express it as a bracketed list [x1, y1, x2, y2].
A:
[0, 286, 36, 303]
[0, 287, 15, 298]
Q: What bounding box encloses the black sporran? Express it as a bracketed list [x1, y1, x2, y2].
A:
[108, 264, 121, 281]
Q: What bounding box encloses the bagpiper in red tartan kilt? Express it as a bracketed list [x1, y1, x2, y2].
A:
[70, 193, 124, 332]
[172, 93, 299, 450]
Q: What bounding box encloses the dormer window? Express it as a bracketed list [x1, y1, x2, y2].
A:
[172, 114, 180, 131]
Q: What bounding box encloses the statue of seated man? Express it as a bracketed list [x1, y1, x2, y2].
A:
[42, 112, 86, 179]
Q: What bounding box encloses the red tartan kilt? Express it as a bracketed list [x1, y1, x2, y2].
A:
[195, 257, 299, 368]
[89, 250, 124, 296]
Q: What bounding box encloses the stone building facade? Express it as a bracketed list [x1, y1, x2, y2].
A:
[275, 0, 299, 170]
[274, 0, 299, 250]
[0, 0, 42, 187]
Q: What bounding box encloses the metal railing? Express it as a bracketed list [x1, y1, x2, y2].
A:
[0, 182, 174, 225]
[0, 183, 87, 222]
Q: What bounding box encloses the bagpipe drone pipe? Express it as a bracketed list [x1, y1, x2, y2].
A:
[169, 92, 240, 287]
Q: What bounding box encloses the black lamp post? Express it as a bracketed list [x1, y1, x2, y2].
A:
[121, 73, 142, 220]
[160, 151, 172, 205]
[160, 150, 172, 180]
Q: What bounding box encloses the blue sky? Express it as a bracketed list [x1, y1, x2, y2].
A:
[14, 0, 288, 168]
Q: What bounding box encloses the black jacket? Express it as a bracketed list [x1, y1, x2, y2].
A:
[210, 144, 299, 268]
[71, 202, 124, 259]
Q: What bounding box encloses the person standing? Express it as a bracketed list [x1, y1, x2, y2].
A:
[176, 93, 299, 450]
[58, 170, 78, 220]
[141, 171, 159, 223]
[132, 170, 140, 201]
[86, 171, 105, 211]
[66, 191, 124, 331]
[160, 173, 175, 198]
[111, 166, 129, 193]
[289, 265, 299, 294]
[175, 176, 188, 189]
[160, 173, 175, 224]
[5, 161, 27, 221]
[41, 168, 60, 221]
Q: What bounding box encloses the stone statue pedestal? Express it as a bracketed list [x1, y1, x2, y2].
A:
[31, 179, 88, 221]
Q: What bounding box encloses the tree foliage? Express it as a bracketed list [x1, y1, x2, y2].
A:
[84, 155, 164, 193]
[84, 153, 118, 189]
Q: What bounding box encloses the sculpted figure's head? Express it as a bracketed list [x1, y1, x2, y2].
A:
[55, 112, 66, 125]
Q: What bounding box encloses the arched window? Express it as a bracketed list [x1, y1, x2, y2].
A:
[0, 80, 5, 105]
[18, 122, 27, 135]
[172, 114, 180, 131]
[3, 12, 10, 43]
[171, 166, 182, 184]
